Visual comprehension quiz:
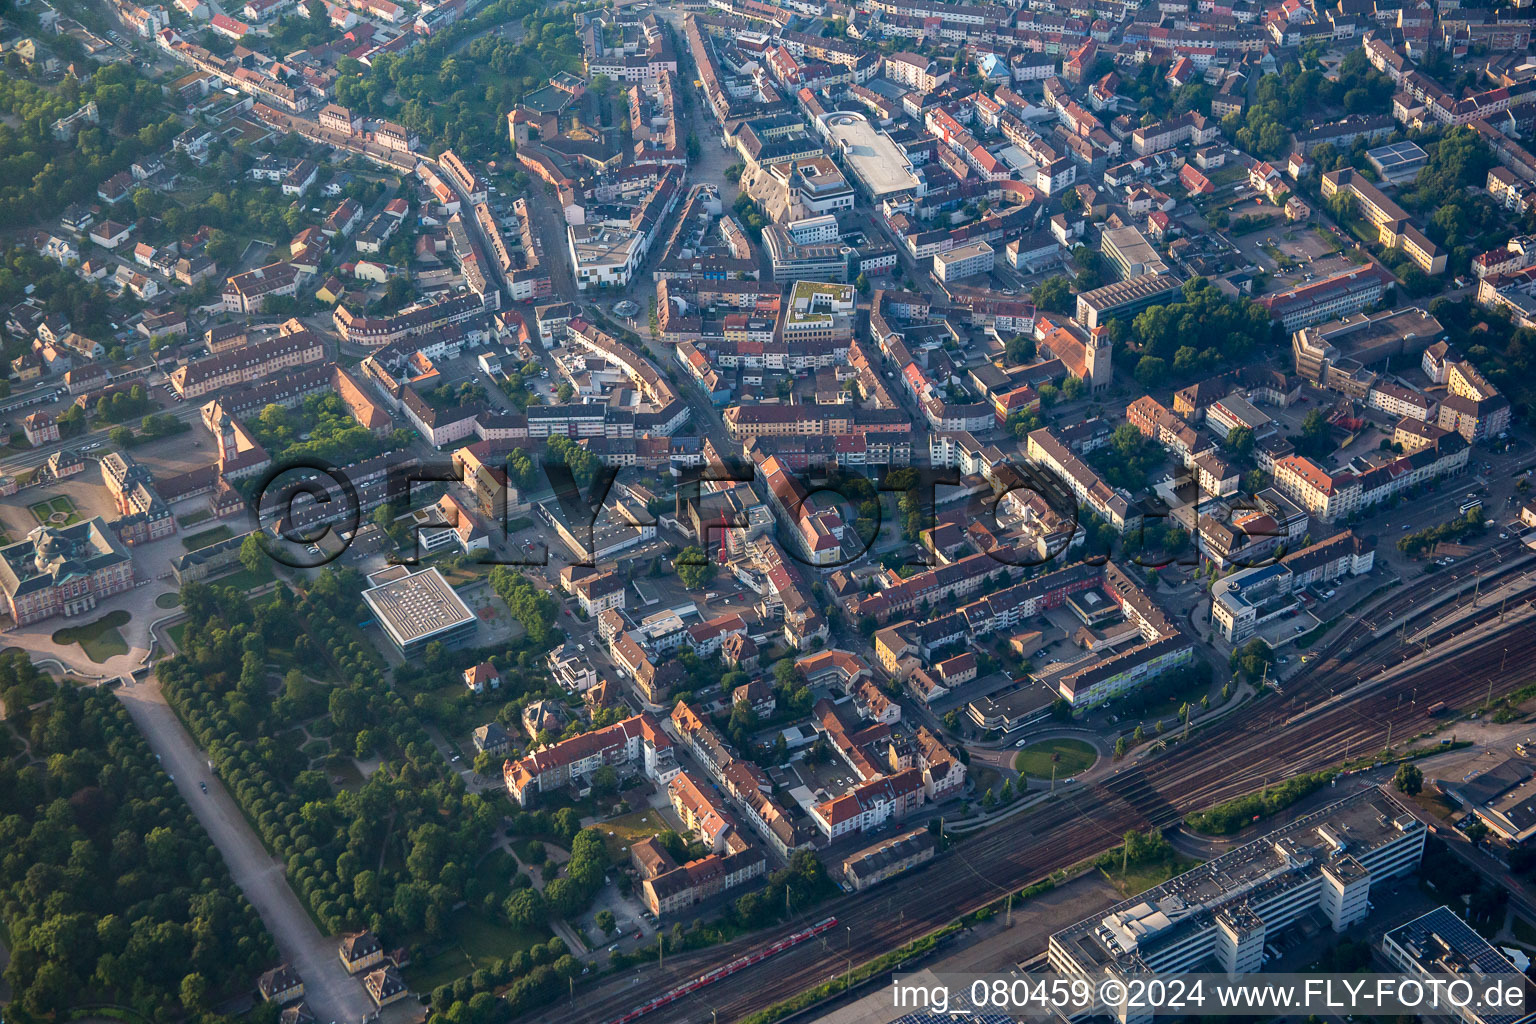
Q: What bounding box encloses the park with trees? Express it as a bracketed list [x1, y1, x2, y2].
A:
[247, 394, 407, 466]
[331, 0, 588, 162]
[1122, 277, 1277, 387]
[0, 653, 275, 1022]
[157, 576, 505, 950]
[0, 62, 181, 228]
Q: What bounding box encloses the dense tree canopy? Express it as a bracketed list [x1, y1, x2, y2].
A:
[0, 655, 273, 1021]
[332, 0, 584, 159]
[249, 394, 403, 466]
[158, 577, 499, 941]
[0, 63, 181, 226]
[1125, 277, 1276, 376]
[1222, 53, 1392, 160]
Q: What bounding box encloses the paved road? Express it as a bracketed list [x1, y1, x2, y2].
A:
[1, 386, 210, 473]
[115, 677, 377, 1024]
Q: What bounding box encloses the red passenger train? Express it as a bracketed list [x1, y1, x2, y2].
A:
[603, 917, 839, 1024]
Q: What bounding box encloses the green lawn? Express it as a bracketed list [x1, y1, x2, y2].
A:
[154, 592, 181, 609]
[28, 495, 79, 526]
[329, 758, 366, 792]
[597, 808, 680, 862]
[51, 610, 131, 663]
[203, 563, 276, 591]
[182, 525, 234, 551]
[1101, 853, 1201, 898]
[1513, 916, 1536, 946]
[1015, 738, 1098, 779]
[401, 910, 550, 991]
[1207, 162, 1247, 187]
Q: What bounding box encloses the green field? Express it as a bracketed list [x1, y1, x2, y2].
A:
[402, 910, 551, 991]
[28, 495, 79, 526]
[971, 764, 1002, 800]
[182, 525, 234, 551]
[1206, 161, 1247, 187]
[51, 609, 131, 663]
[1014, 738, 1098, 779]
[1101, 852, 1201, 897]
[598, 808, 679, 862]
[205, 563, 276, 592]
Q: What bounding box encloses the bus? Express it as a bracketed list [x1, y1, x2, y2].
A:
[1461, 494, 1483, 515]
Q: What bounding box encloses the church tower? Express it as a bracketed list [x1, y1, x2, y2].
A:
[1085, 325, 1113, 391]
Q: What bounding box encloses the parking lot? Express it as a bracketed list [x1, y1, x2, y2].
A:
[1230, 222, 1357, 282]
[1252, 604, 1323, 652]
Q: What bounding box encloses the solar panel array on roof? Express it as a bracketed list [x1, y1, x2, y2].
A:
[1365, 139, 1427, 169]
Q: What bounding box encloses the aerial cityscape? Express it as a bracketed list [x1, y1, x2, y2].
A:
[4, 0, 1536, 1020]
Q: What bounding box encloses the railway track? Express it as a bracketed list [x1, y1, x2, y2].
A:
[523, 554, 1536, 1024]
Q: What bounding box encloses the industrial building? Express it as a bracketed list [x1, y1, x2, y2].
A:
[1382, 906, 1530, 1024]
[1049, 789, 1426, 1022]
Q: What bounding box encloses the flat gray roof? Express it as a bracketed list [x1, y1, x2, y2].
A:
[821, 111, 919, 198]
[362, 566, 476, 647]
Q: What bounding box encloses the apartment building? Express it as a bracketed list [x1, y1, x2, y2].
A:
[933, 240, 995, 283]
[222, 262, 304, 314]
[1130, 111, 1218, 155]
[1273, 431, 1469, 522]
[884, 51, 950, 92]
[1213, 531, 1375, 642]
[671, 702, 812, 857]
[808, 767, 926, 839]
[170, 329, 326, 399]
[722, 404, 911, 440]
[1439, 360, 1512, 441]
[1320, 169, 1445, 274]
[334, 293, 487, 347]
[503, 713, 678, 805]
[1260, 266, 1394, 333]
[1026, 428, 1143, 533]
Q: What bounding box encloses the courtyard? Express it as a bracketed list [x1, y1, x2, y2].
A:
[28, 495, 80, 526]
